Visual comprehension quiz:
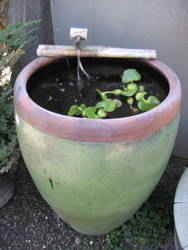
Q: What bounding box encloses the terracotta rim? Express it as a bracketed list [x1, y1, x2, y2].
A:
[14, 57, 181, 142]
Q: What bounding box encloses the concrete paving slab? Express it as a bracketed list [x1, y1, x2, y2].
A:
[175, 169, 188, 204]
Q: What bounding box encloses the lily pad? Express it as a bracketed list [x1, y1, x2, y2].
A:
[138, 96, 160, 112]
[68, 105, 82, 116]
[97, 109, 107, 118]
[122, 69, 141, 83]
[135, 92, 147, 101]
[96, 99, 116, 112]
[121, 83, 138, 97]
[96, 99, 122, 112]
[82, 106, 98, 119]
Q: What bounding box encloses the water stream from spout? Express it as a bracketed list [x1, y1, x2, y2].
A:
[75, 37, 91, 93]
[77, 49, 90, 80]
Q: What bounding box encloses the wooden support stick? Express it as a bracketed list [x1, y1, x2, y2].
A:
[37, 45, 157, 59]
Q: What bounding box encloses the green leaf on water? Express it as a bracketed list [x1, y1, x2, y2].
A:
[68, 105, 82, 116]
[80, 104, 87, 110]
[96, 100, 116, 112]
[97, 109, 107, 118]
[121, 83, 138, 97]
[96, 88, 107, 101]
[113, 99, 122, 108]
[122, 69, 141, 83]
[82, 106, 98, 119]
[104, 89, 123, 96]
[127, 97, 134, 105]
[138, 96, 160, 112]
[96, 99, 122, 112]
[135, 92, 147, 101]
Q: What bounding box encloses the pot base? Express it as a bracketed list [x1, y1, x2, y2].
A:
[70, 225, 108, 236]
[69, 214, 133, 235]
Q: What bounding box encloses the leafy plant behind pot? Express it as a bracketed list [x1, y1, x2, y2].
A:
[0, 20, 40, 173]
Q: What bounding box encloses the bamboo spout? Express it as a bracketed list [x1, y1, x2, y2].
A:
[37, 45, 157, 60]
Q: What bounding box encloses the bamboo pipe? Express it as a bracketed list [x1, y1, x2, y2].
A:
[37, 45, 157, 60]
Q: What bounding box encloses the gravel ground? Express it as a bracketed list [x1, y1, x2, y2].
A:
[0, 156, 186, 250]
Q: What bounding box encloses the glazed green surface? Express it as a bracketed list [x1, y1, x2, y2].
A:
[16, 114, 180, 235]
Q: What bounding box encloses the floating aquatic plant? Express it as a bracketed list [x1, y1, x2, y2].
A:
[67, 68, 161, 118]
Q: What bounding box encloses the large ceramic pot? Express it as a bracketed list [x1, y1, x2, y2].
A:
[14, 56, 181, 235]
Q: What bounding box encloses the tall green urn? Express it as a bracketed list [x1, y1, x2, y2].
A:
[14, 56, 181, 235]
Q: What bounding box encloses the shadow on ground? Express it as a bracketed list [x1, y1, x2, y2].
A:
[0, 157, 186, 250]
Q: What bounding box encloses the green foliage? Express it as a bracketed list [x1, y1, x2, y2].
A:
[68, 104, 84, 116]
[101, 89, 122, 96]
[121, 83, 138, 97]
[96, 99, 121, 112]
[0, 20, 40, 49]
[0, 20, 40, 71]
[68, 104, 99, 119]
[82, 107, 98, 119]
[0, 83, 17, 172]
[122, 69, 141, 83]
[136, 92, 160, 112]
[96, 89, 122, 113]
[127, 97, 134, 105]
[97, 108, 107, 118]
[67, 68, 161, 118]
[68, 97, 121, 119]
[68, 89, 122, 119]
[0, 21, 39, 172]
[135, 92, 147, 101]
[0, 48, 24, 73]
[103, 84, 138, 97]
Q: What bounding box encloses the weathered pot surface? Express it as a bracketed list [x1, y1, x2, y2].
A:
[14, 56, 181, 235]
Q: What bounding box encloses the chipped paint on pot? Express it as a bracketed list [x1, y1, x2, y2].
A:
[14, 56, 181, 235]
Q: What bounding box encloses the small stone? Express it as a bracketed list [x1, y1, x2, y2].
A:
[75, 237, 81, 245]
[48, 96, 53, 101]
[69, 82, 74, 87]
[60, 88, 65, 92]
[42, 245, 46, 249]
[89, 240, 93, 245]
[45, 216, 48, 220]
